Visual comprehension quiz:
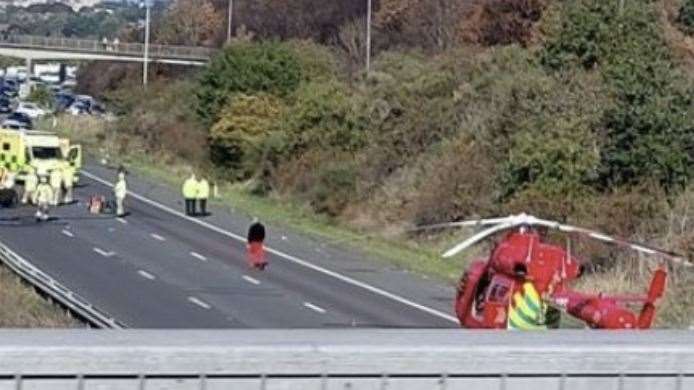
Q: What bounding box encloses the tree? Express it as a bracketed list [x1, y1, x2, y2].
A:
[376, 0, 463, 51]
[156, 0, 223, 46]
[196, 42, 302, 125]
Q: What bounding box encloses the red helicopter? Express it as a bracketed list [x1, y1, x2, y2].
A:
[418, 213, 689, 329]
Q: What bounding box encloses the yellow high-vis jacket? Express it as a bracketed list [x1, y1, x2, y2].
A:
[182, 177, 197, 199]
[507, 282, 547, 331]
[196, 179, 210, 199]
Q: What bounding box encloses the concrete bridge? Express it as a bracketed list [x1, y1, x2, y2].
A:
[0, 34, 217, 68]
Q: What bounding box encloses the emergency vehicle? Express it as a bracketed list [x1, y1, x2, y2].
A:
[0, 128, 82, 185]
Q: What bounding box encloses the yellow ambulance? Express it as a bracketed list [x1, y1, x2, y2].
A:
[0, 129, 82, 184]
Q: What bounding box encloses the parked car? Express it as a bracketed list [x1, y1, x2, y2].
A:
[0, 98, 11, 114]
[68, 101, 90, 116]
[15, 102, 47, 119]
[2, 119, 30, 131]
[54, 93, 75, 112]
[5, 112, 32, 128]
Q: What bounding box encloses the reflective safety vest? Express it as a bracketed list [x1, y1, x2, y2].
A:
[182, 177, 197, 199]
[507, 282, 547, 330]
[196, 179, 209, 199]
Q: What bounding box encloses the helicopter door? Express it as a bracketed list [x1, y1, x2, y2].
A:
[477, 275, 514, 326]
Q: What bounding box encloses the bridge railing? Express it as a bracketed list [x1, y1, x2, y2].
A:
[0, 34, 217, 61]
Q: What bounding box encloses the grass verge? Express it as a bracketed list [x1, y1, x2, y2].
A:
[0, 265, 81, 327]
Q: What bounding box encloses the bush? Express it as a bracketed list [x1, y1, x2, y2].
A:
[282, 79, 367, 153]
[27, 86, 53, 109]
[111, 80, 208, 163]
[209, 94, 285, 180]
[678, 0, 694, 34]
[543, 0, 694, 189]
[197, 42, 302, 125]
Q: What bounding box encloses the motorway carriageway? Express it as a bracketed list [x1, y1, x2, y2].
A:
[0, 165, 458, 328]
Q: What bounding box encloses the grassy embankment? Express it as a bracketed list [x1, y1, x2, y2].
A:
[0, 266, 80, 327]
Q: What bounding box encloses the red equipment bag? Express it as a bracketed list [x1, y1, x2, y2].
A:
[87, 195, 105, 214]
[247, 242, 267, 270]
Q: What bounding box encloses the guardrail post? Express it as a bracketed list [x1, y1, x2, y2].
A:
[77, 374, 84, 390]
[558, 374, 566, 390]
[499, 374, 507, 390]
[259, 374, 267, 390]
[138, 374, 146, 390]
[14, 374, 21, 390]
[438, 373, 448, 390]
[380, 373, 388, 390]
[617, 374, 624, 390]
[199, 374, 206, 390]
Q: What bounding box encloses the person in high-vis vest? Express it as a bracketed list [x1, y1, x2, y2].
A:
[196, 176, 210, 217]
[182, 173, 198, 216]
[507, 281, 547, 330]
[114, 171, 127, 217]
[49, 169, 62, 206]
[62, 165, 75, 204]
[22, 168, 37, 205]
[35, 175, 53, 222]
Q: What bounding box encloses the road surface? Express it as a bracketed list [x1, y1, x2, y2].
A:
[0, 163, 457, 328]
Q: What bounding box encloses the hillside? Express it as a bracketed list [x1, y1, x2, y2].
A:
[72, 0, 694, 327]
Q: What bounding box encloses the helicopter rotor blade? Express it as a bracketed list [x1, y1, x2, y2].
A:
[530, 218, 689, 266]
[442, 221, 519, 258]
[410, 217, 516, 232]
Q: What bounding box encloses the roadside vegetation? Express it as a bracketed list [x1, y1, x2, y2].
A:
[0, 266, 80, 327]
[58, 0, 694, 327]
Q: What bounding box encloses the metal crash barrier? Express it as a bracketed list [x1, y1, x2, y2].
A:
[1, 329, 693, 389]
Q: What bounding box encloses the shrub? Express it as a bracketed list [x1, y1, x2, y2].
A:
[542, 0, 694, 189]
[282, 79, 367, 154]
[678, 0, 694, 34]
[209, 94, 285, 179]
[27, 85, 53, 109]
[197, 42, 302, 125]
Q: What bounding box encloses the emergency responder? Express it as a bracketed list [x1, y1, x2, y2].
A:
[22, 168, 37, 205]
[196, 176, 210, 217]
[507, 281, 546, 330]
[246, 218, 267, 270]
[114, 171, 127, 217]
[35, 175, 53, 222]
[62, 165, 75, 204]
[182, 173, 198, 216]
[49, 168, 62, 206]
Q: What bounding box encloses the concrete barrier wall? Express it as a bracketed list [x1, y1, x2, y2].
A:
[1, 329, 693, 389]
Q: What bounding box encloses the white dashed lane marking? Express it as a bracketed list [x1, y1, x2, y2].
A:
[243, 275, 260, 285]
[188, 296, 211, 310]
[83, 170, 458, 323]
[116, 218, 128, 224]
[190, 252, 207, 262]
[93, 247, 115, 258]
[61, 230, 74, 238]
[150, 233, 166, 242]
[303, 302, 326, 314]
[138, 270, 156, 280]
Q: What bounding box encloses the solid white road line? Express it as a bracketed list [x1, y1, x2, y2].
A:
[303, 302, 326, 314]
[138, 270, 156, 280]
[61, 230, 74, 238]
[243, 275, 261, 285]
[190, 251, 207, 262]
[83, 170, 458, 323]
[93, 247, 115, 258]
[188, 296, 211, 310]
[116, 217, 128, 224]
[150, 233, 166, 242]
